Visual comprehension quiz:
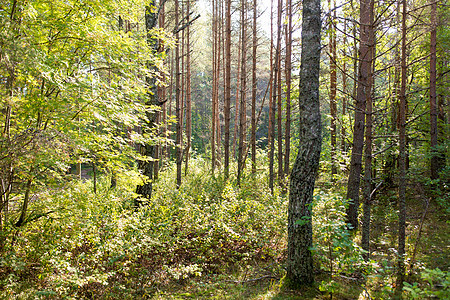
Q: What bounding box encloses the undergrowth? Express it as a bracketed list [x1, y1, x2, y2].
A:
[0, 157, 448, 299]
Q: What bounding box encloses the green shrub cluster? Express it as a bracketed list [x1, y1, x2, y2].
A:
[0, 158, 287, 299]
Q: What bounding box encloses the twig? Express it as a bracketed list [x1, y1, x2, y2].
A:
[225, 275, 278, 284]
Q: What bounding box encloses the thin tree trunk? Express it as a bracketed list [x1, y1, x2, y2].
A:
[361, 3, 375, 259]
[175, 0, 182, 187]
[276, 0, 283, 183]
[251, 0, 258, 175]
[284, 0, 292, 176]
[16, 176, 33, 227]
[341, 20, 348, 153]
[224, 0, 232, 178]
[212, 0, 217, 173]
[329, 0, 337, 181]
[268, 0, 276, 192]
[185, 0, 192, 176]
[216, 1, 222, 165]
[345, 0, 374, 229]
[395, 0, 407, 293]
[233, 30, 242, 159]
[237, 0, 247, 186]
[167, 53, 174, 161]
[286, 0, 321, 286]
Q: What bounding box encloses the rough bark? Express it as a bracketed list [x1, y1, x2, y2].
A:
[224, 0, 232, 178]
[361, 3, 375, 259]
[329, 0, 338, 180]
[268, 0, 275, 192]
[136, 1, 164, 203]
[251, 0, 257, 175]
[395, 0, 407, 294]
[175, 0, 182, 187]
[233, 30, 242, 159]
[341, 20, 348, 153]
[276, 0, 283, 183]
[286, 0, 321, 287]
[237, 0, 247, 186]
[284, 0, 292, 176]
[184, 0, 192, 176]
[211, 0, 217, 173]
[345, 0, 374, 229]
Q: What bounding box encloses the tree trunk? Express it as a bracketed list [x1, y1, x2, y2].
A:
[286, 0, 321, 287]
[276, 0, 283, 183]
[237, 0, 247, 186]
[175, 0, 182, 187]
[184, 0, 192, 176]
[268, 0, 276, 192]
[251, 0, 257, 175]
[341, 20, 348, 153]
[136, 1, 164, 203]
[224, 0, 232, 178]
[215, 1, 222, 166]
[284, 0, 292, 176]
[211, 0, 217, 173]
[345, 0, 374, 229]
[361, 2, 375, 259]
[395, 0, 407, 294]
[329, 0, 337, 181]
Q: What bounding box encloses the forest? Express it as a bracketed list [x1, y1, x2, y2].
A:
[0, 0, 448, 298]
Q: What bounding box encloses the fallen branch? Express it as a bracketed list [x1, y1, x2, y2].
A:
[225, 275, 278, 284]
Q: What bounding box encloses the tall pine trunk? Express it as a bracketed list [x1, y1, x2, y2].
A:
[184, 0, 192, 176]
[251, 0, 258, 175]
[395, 0, 407, 293]
[237, 0, 247, 186]
[224, 0, 232, 178]
[276, 0, 283, 184]
[361, 1, 375, 259]
[345, 0, 374, 229]
[175, 0, 182, 187]
[284, 0, 292, 176]
[211, 0, 217, 174]
[329, 0, 337, 181]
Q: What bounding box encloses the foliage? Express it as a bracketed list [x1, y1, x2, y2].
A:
[0, 157, 287, 298]
[312, 192, 363, 275]
[404, 268, 449, 299]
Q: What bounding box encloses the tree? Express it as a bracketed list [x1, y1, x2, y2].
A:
[268, 0, 275, 192]
[175, 0, 182, 187]
[361, 0, 375, 259]
[329, 0, 338, 181]
[185, 0, 192, 175]
[251, 0, 258, 175]
[395, 0, 408, 293]
[346, 0, 375, 229]
[237, 0, 248, 186]
[284, 0, 293, 177]
[276, 0, 283, 184]
[224, 0, 232, 178]
[136, 1, 168, 202]
[286, 0, 322, 286]
[0, 0, 166, 224]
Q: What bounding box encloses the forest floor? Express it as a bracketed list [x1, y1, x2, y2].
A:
[0, 161, 448, 299]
